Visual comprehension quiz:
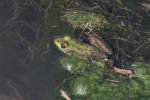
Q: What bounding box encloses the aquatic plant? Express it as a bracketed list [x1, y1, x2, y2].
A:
[62, 11, 109, 31]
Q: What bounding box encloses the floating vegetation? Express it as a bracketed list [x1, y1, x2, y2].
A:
[62, 11, 109, 30]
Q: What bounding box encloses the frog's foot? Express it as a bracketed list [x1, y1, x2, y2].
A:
[113, 67, 133, 79]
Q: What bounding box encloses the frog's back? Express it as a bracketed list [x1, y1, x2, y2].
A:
[69, 39, 96, 54]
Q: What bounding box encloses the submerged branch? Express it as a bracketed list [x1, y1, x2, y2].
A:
[133, 40, 150, 53]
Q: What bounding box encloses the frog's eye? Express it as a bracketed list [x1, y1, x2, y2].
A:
[61, 42, 68, 48]
[61, 43, 66, 48]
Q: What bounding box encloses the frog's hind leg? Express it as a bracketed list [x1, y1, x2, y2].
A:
[112, 67, 133, 79]
[87, 33, 113, 55]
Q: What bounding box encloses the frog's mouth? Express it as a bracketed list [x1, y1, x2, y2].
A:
[54, 35, 71, 55]
[54, 39, 61, 49]
[54, 38, 67, 54]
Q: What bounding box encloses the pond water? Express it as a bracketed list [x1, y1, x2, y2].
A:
[0, 0, 71, 100]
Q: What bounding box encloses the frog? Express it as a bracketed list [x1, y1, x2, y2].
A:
[54, 35, 133, 78]
[54, 36, 109, 65]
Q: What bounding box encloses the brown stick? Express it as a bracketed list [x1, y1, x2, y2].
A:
[60, 89, 71, 100]
[113, 67, 133, 79]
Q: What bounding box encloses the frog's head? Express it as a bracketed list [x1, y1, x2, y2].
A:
[54, 36, 71, 54]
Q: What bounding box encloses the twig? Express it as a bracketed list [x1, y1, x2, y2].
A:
[120, 48, 131, 58]
[122, 7, 143, 18]
[133, 40, 150, 53]
[111, 37, 138, 44]
[4, 0, 21, 27]
[30, 0, 43, 15]
[60, 89, 71, 100]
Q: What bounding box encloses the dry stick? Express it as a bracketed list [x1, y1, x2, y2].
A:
[60, 89, 71, 100]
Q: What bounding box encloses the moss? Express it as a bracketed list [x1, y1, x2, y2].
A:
[71, 74, 99, 97]
[60, 56, 106, 76]
[60, 56, 91, 74]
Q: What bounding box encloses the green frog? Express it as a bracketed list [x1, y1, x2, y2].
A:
[54, 36, 109, 64]
[54, 35, 133, 78]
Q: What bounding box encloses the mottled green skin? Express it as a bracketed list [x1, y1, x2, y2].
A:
[54, 36, 107, 62]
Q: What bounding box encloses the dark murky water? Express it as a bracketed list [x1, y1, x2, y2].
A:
[0, 0, 72, 100]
